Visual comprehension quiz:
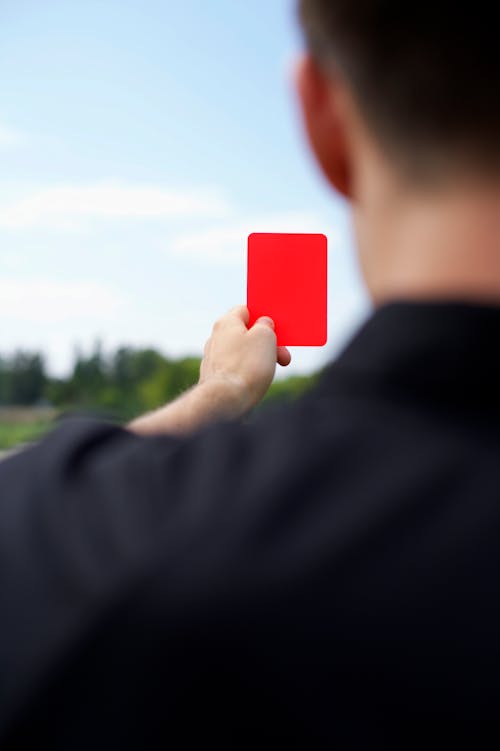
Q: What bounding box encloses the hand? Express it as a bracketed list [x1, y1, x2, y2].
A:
[199, 305, 292, 413]
[129, 305, 291, 435]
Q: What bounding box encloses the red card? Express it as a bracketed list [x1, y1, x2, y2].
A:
[247, 233, 327, 346]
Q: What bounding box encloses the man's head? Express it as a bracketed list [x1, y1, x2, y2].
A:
[295, 2, 500, 303]
[297, 1, 499, 184]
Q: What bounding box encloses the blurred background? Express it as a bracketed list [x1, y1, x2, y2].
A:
[0, 0, 369, 451]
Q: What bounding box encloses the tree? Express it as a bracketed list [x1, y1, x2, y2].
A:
[0, 351, 46, 405]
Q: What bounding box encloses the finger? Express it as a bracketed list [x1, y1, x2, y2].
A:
[212, 305, 248, 334]
[277, 346, 292, 367]
[227, 305, 250, 327]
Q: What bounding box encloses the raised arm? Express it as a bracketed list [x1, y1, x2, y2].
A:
[128, 305, 291, 436]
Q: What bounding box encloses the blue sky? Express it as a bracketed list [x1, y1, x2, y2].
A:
[0, 0, 369, 377]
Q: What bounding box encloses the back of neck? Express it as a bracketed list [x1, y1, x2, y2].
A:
[354, 165, 500, 307]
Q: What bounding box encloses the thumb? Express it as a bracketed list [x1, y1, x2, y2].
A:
[254, 316, 275, 330]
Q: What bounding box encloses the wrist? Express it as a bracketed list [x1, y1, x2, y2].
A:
[197, 374, 251, 418]
[128, 376, 249, 437]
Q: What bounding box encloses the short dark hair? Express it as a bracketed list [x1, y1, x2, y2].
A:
[298, 1, 500, 179]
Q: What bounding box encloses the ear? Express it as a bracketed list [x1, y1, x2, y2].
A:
[294, 54, 352, 199]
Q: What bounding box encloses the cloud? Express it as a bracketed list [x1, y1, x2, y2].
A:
[0, 123, 23, 148]
[0, 277, 124, 323]
[0, 182, 230, 230]
[170, 210, 331, 263]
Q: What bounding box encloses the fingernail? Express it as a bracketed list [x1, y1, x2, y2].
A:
[258, 316, 275, 328]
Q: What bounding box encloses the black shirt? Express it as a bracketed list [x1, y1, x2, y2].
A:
[1, 301, 500, 748]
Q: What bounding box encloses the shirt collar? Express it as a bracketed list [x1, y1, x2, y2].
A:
[318, 300, 500, 409]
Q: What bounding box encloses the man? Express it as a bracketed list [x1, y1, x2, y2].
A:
[1, 1, 500, 747]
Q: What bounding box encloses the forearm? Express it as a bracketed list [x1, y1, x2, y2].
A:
[127, 378, 247, 436]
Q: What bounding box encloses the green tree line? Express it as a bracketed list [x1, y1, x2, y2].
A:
[0, 344, 321, 421]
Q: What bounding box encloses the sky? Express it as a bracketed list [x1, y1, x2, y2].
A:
[0, 0, 370, 378]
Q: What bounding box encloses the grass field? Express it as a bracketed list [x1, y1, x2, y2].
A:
[0, 407, 57, 451]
